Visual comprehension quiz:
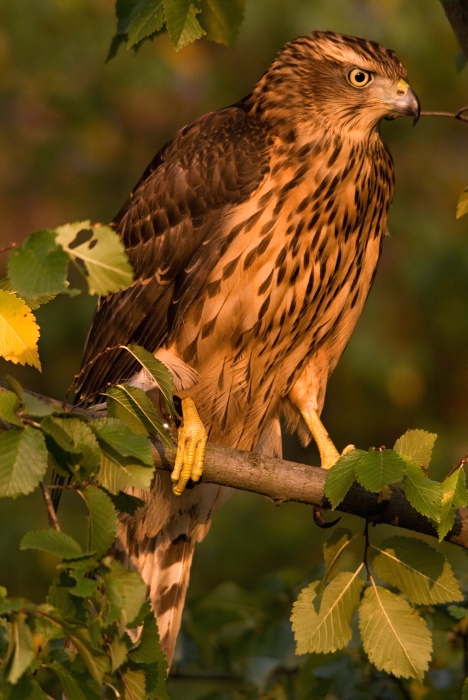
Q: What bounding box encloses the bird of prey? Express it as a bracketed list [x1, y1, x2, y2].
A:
[76, 31, 419, 663]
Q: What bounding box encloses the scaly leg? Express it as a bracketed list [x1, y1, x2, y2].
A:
[301, 408, 353, 470]
[171, 397, 207, 495]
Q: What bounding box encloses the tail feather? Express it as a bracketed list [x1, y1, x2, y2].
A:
[117, 471, 229, 665]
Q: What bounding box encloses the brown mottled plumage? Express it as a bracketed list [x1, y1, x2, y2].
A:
[76, 31, 419, 663]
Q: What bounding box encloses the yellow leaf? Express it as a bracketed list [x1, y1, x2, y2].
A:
[0, 291, 41, 369]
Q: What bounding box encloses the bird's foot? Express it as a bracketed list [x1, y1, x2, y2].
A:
[302, 408, 354, 470]
[172, 397, 207, 495]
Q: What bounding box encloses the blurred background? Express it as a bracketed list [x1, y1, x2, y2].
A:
[0, 0, 467, 691]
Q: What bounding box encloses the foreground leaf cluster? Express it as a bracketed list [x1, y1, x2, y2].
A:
[0, 222, 134, 369]
[109, 0, 246, 56]
[0, 347, 176, 697]
[290, 430, 468, 683]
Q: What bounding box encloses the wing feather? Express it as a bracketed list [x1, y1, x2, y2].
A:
[77, 101, 271, 401]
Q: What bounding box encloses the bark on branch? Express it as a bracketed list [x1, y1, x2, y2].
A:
[151, 439, 468, 551]
[5, 386, 468, 551]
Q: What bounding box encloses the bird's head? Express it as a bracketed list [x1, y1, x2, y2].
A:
[251, 31, 420, 139]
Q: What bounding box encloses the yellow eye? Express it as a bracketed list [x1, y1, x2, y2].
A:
[347, 68, 373, 87]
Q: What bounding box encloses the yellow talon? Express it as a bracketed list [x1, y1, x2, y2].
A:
[301, 408, 353, 470]
[172, 397, 207, 495]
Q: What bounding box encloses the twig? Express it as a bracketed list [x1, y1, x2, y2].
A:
[40, 481, 61, 532]
[0, 242, 17, 254]
[420, 106, 468, 123]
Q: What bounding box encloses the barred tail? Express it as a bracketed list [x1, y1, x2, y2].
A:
[116, 472, 229, 665]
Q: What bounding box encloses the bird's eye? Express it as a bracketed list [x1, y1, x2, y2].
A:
[347, 68, 373, 87]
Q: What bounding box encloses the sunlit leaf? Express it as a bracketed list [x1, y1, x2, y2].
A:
[393, 429, 437, 468]
[438, 468, 468, 541]
[20, 529, 84, 560]
[0, 291, 40, 369]
[323, 528, 354, 579]
[291, 568, 365, 654]
[358, 583, 432, 680]
[355, 449, 406, 492]
[372, 536, 462, 605]
[0, 427, 48, 497]
[121, 668, 146, 700]
[324, 449, 365, 508]
[403, 461, 442, 523]
[55, 221, 133, 296]
[164, 0, 205, 50]
[7, 229, 69, 300]
[456, 186, 468, 219]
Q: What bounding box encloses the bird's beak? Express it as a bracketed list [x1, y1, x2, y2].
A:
[385, 78, 420, 126]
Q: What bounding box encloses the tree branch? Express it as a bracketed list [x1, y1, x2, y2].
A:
[151, 439, 468, 551]
[4, 385, 468, 551]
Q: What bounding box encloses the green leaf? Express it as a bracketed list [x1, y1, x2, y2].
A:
[4, 614, 35, 685]
[92, 417, 153, 465]
[98, 452, 154, 495]
[121, 668, 146, 700]
[0, 291, 41, 369]
[0, 674, 48, 699]
[463, 677, 468, 700]
[22, 392, 56, 417]
[55, 221, 134, 296]
[324, 449, 365, 508]
[3, 375, 24, 402]
[0, 427, 48, 497]
[105, 489, 145, 515]
[291, 568, 365, 654]
[403, 461, 442, 523]
[438, 468, 468, 540]
[164, 0, 206, 50]
[323, 528, 354, 579]
[81, 486, 118, 557]
[7, 229, 69, 300]
[41, 415, 101, 478]
[124, 344, 176, 416]
[456, 186, 468, 219]
[448, 604, 468, 620]
[199, 0, 245, 45]
[107, 384, 174, 448]
[49, 660, 101, 700]
[130, 609, 165, 669]
[393, 429, 437, 468]
[20, 529, 84, 560]
[127, 0, 165, 48]
[102, 557, 147, 627]
[358, 583, 432, 680]
[372, 536, 463, 605]
[355, 449, 406, 492]
[0, 390, 23, 428]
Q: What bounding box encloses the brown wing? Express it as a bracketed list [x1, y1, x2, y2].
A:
[76, 101, 271, 401]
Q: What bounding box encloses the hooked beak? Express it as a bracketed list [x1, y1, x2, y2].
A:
[385, 78, 420, 126]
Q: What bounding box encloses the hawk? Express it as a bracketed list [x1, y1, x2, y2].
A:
[76, 31, 419, 663]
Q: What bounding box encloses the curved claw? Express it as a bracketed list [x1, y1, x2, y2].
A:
[313, 508, 341, 529]
[172, 397, 207, 496]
